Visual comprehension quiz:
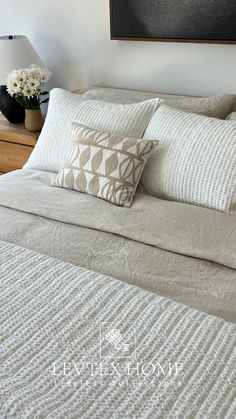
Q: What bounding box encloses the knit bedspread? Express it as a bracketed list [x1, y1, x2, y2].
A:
[0, 240, 235, 418]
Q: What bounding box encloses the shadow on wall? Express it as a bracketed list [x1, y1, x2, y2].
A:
[30, 16, 93, 91]
[36, 35, 84, 90]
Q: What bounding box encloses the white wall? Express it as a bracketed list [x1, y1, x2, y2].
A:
[1, 0, 236, 96]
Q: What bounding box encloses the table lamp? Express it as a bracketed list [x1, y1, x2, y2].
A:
[0, 35, 43, 123]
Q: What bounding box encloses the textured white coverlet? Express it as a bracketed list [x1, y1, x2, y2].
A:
[0, 240, 235, 418]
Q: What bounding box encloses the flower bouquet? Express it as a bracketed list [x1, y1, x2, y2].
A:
[6, 65, 51, 132]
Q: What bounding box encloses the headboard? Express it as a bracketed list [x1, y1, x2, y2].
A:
[74, 86, 198, 103]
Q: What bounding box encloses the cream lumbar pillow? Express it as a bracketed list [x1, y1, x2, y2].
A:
[142, 104, 236, 214]
[55, 123, 157, 207]
[24, 88, 161, 173]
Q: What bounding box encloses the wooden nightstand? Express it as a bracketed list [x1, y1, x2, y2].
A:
[0, 113, 40, 174]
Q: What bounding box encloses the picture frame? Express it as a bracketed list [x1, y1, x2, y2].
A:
[110, 0, 236, 44]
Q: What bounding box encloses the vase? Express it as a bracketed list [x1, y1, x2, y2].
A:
[0, 85, 25, 123]
[25, 108, 44, 132]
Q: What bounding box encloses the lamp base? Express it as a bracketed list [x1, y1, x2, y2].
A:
[0, 85, 25, 123]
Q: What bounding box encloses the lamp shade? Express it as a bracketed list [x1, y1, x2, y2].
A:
[0, 35, 43, 85]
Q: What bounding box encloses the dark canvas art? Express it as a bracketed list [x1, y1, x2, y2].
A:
[110, 0, 236, 43]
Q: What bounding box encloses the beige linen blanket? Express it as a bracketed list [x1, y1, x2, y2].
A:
[0, 169, 235, 322]
[0, 240, 235, 418]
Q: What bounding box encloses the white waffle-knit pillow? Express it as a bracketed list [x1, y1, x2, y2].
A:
[142, 104, 236, 214]
[24, 88, 160, 173]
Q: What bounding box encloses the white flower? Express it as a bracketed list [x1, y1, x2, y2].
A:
[40, 68, 51, 83]
[27, 67, 41, 82]
[28, 64, 51, 83]
[35, 84, 43, 94]
[23, 84, 35, 98]
[15, 74, 26, 84]
[27, 77, 41, 89]
[6, 79, 22, 96]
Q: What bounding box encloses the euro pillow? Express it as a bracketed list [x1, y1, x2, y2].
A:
[167, 94, 235, 119]
[81, 87, 235, 119]
[55, 123, 157, 207]
[142, 104, 236, 214]
[24, 88, 160, 173]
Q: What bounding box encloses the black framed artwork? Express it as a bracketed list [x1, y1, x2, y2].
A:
[110, 0, 236, 44]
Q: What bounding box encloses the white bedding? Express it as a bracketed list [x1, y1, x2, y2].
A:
[0, 240, 235, 418]
[0, 135, 236, 417]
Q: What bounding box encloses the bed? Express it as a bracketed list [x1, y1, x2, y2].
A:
[0, 87, 236, 418]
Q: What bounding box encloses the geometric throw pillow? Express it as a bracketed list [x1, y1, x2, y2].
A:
[55, 123, 157, 207]
[142, 104, 236, 214]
